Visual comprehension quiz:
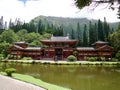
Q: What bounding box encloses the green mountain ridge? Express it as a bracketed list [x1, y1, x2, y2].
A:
[31, 15, 119, 31]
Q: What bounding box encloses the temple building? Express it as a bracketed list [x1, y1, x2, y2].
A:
[8, 35, 114, 60]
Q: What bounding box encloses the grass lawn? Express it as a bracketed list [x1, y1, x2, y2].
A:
[0, 72, 71, 90]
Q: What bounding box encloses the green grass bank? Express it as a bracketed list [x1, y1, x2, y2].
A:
[1, 60, 120, 66]
[0, 72, 70, 90]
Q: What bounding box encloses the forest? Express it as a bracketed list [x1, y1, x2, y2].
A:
[0, 16, 120, 60]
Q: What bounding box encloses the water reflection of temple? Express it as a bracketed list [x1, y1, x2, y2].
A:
[8, 35, 114, 60]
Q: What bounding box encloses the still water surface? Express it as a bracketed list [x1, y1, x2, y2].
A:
[1, 62, 120, 90]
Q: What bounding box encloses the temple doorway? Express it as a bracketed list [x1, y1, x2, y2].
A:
[55, 48, 62, 60]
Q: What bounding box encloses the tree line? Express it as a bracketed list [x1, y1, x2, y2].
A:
[5, 17, 114, 46]
[0, 16, 119, 59]
[0, 16, 115, 47]
[69, 17, 114, 46]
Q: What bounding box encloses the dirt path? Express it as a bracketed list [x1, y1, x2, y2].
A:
[0, 75, 46, 90]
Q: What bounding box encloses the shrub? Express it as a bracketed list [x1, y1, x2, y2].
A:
[115, 50, 120, 60]
[73, 51, 78, 57]
[101, 57, 106, 61]
[86, 57, 97, 61]
[67, 55, 77, 61]
[21, 57, 33, 60]
[112, 58, 119, 62]
[5, 68, 16, 77]
[0, 54, 4, 60]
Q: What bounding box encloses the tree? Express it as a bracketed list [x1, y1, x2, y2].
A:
[115, 50, 120, 59]
[103, 17, 110, 41]
[74, 0, 120, 18]
[94, 23, 98, 41]
[53, 26, 64, 36]
[109, 27, 120, 52]
[37, 20, 44, 35]
[43, 33, 51, 39]
[0, 29, 18, 44]
[76, 22, 82, 46]
[89, 21, 94, 45]
[44, 29, 54, 34]
[58, 26, 64, 36]
[9, 19, 13, 29]
[16, 29, 28, 41]
[83, 24, 88, 46]
[9, 18, 23, 32]
[74, 0, 120, 10]
[5, 68, 16, 77]
[0, 41, 10, 57]
[25, 32, 40, 44]
[97, 19, 105, 41]
[71, 29, 75, 39]
[0, 16, 4, 30]
[28, 22, 36, 33]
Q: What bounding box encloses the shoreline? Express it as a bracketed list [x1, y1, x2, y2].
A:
[1, 60, 120, 66]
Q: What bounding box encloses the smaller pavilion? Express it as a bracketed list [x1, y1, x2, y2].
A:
[8, 42, 41, 60]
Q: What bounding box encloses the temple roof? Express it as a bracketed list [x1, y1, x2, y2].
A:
[77, 47, 95, 51]
[25, 47, 41, 50]
[97, 45, 114, 50]
[15, 41, 28, 44]
[13, 45, 24, 49]
[40, 35, 77, 42]
[40, 35, 78, 47]
[92, 41, 108, 45]
[50, 36, 69, 41]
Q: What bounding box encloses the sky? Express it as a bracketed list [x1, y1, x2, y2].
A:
[0, 0, 120, 23]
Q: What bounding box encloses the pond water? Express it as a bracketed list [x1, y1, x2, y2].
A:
[1, 62, 120, 90]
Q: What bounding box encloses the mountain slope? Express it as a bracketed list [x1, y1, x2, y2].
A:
[31, 15, 119, 32]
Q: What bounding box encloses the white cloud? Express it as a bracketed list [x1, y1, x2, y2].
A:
[0, 0, 119, 23]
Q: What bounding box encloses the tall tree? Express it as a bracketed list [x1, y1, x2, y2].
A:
[37, 20, 44, 35]
[83, 24, 88, 46]
[103, 17, 110, 41]
[89, 21, 94, 45]
[94, 23, 98, 41]
[97, 19, 105, 41]
[71, 29, 75, 39]
[0, 16, 4, 30]
[29, 22, 36, 33]
[76, 22, 82, 46]
[59, 26, 64, 36]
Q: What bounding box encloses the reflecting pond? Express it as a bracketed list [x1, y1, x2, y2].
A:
[1, 62, 120, 90]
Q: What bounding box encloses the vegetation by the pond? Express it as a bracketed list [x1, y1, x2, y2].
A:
[0, 72, 70, 90]
[21, 57, 33, 60]
[1, 60, 120, 66]
[5, 68, 16, 77]
[67, 55, 77, 61]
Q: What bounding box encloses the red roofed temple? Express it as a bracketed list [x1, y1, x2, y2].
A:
[8, 35, 114, 61]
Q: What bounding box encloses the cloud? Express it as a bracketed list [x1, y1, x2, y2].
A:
[0, 0, 119, 23]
